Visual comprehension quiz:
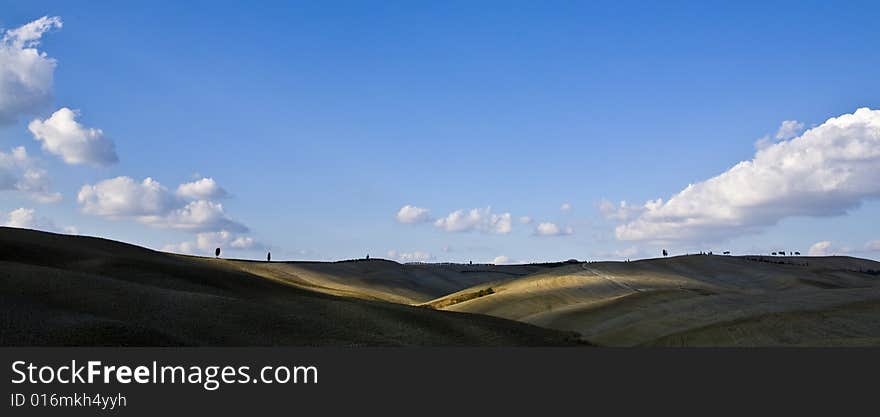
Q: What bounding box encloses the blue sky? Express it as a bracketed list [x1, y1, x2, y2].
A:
[1, 1, 879, 262]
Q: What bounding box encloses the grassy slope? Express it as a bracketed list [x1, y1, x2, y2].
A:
[0, 227, 580, 346]
[429, 255, 880, 346]
[226, 258, 553, 304]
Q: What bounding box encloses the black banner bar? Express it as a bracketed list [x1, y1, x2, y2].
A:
[1, 347, 875, 416]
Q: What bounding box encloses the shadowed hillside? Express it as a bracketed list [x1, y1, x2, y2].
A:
[426, 254, 880, 346]
[0, 227, 581, 346]
[6, 226, 879, 347]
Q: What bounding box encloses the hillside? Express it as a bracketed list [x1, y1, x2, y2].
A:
[225, 258, 554, 304]
[427, 254, 880, 346]
[6, 226, 879, 347]
[0, 227, 580, 346]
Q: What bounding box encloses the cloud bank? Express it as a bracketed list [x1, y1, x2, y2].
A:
[611, 108, 880, 243]
[78, 176, 246, 232]
[78, 176, 260, 255]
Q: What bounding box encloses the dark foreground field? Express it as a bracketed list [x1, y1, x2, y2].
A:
[0, 228, 580, 346]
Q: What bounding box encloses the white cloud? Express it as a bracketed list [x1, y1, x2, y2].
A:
[1, 207, 75, 233]
[776, 120, 805, 140]
[492, 255, 511, 265]
[395, 205, 431, 224]
[865, 240, 880, 252]
[78, 176, 247, 232]
[231, 236, 256, 249]
[387, 250, 434, 263]
[163, 230, 261, 256]
[560, 202, 572, 212]
[176, 177, 227, 200]
[0, 146, 61, 202]
[0, 16, 61, 124]
[433, 207, 512, 234]
[153, 200, 247, 232]
[78, 176, 174, 217]
[755, 119, 808, 150]
[3, 207, 39, 228]
[598, 199, 642, 221]
[808, 241, 834, 256]
[162, 241, 198, 255]
[518, 216, 533, 224]
[28, 108, 118, 166]
[197, 230, 257, 250]
[614, 108, 880, 243]
[534, 222, 573, 236]
[81, 176, 260, 253]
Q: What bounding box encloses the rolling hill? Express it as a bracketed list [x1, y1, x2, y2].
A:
[5, 226, 879, 347]
[425, 254, 880, 346]
[0, 227, 580, 346]
[225, 257, 556, 304]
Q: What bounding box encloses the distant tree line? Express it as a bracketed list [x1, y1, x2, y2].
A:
[743, 256, 809, 266]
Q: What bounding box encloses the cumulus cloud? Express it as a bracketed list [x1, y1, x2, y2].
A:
[0, 146, 61, 202]
[0, 16, 61, 124]
[78, 176, 174, 217]
[490, 255, 525, 265]
[492, 255, 512, 265]
[230, 235, 257, 249]
[808, 241, 834, 256]
[1, 207, 75, 233]
[3, 207, 43, 229]
[534, 222, 573, 236]
[164, 230, 261, 256]
[387, 250, 434, 263]
[151, 200, 247, 232]
[176, 177, 227, 200]
[161, 241, 197, 255]
[28, 108, 118, 166]
[612, 108, 880, 243]
[776, 120, 805, 140]
[78, 176, 247, 232]
[433, 207, 512, 234]
[756, 119, 808, 150]
[395, 205, 431, 224]
[518, 216, 533, 224]
[598, 199, 642, 221]
[560, 203, 572, 212]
